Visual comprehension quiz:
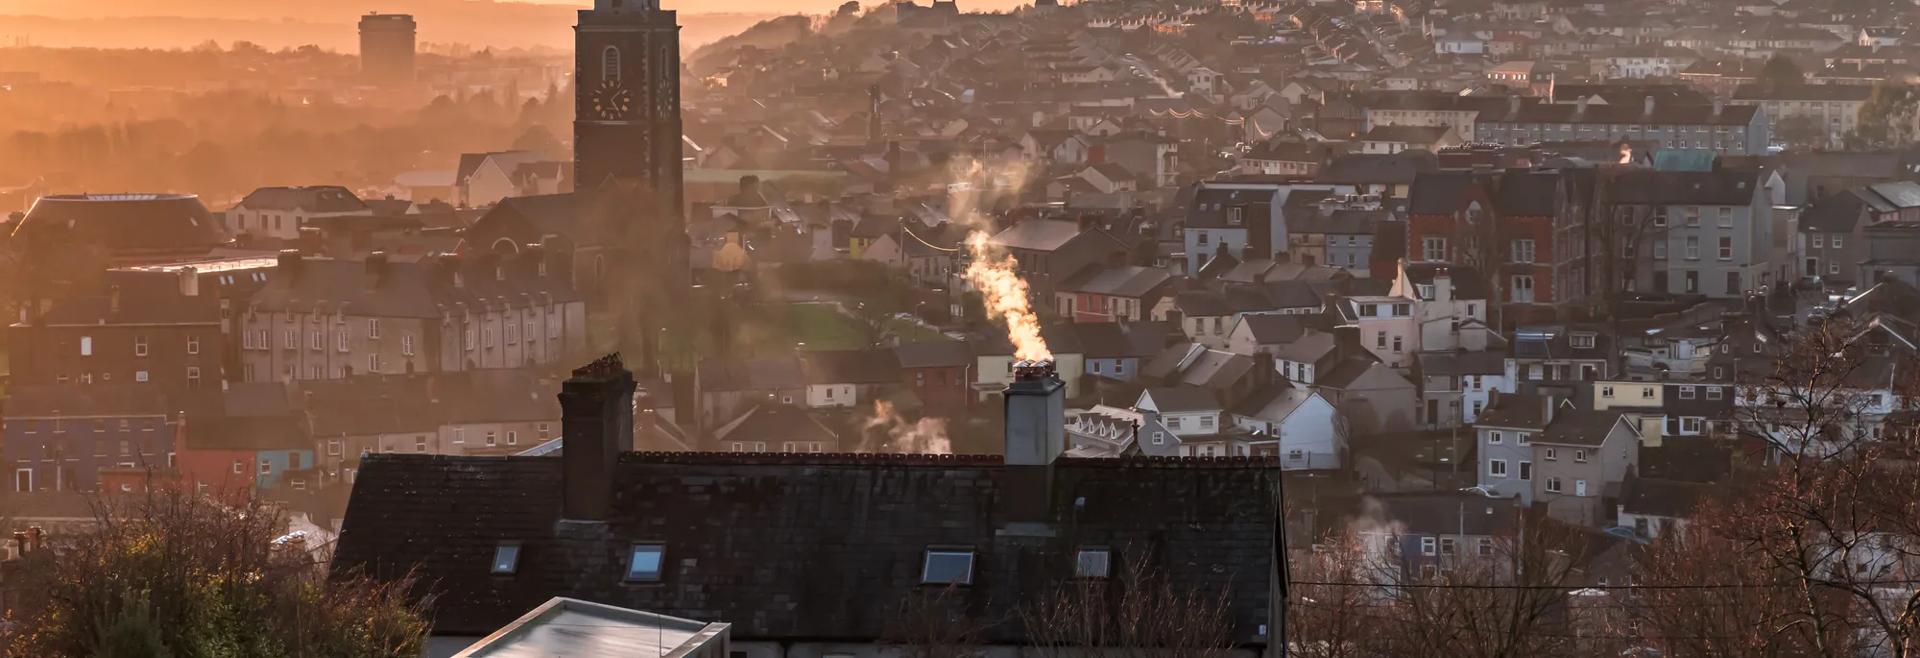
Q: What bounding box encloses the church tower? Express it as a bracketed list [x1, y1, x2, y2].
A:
[574, 0, 683, 216]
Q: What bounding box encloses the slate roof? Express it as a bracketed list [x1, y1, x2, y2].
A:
[697, 355, 808, 392]
[1141, 385, 1222, 412]
[1408, 172, 1482, 215]
[714, 405, 840, 443]
[1611, 169, 1760, 206]
[6, 384, 170, 417]
[1368, 493, 1523, 536]
[235, 186, 368, 214]
[1416, 350, 1508, 376]
[1495, 170, 1561, 217]
[1316, 356, 1388, 390]
[1237, 314, 1312, 344]
[332, 453, 1279, 641]
[1057, 265, 1172, 298]
[1189, 185, 1279, 229]
[1071, 321, 1178, 359]
[894, 341, 973, 369]
[27, 270, 221, 327]
[1476, 392, 1556, 430]
[1401, 263, 1493, 300]
[1539, 410, 1627, 447]
[987, 219, 1090, 252]
[801, 349, 902, 385]
[1317, 152, 1437, 185]
[247, 254, 579, 318]
[13, 194, 226, 254]
[1621, 478, 1716, 518]
[1275, 330, 1339, 364]
[1800, 191, 1867, 233]
[1487, 103, 1760, 126]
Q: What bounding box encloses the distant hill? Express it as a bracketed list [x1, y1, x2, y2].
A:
[0, 1, 774, 51]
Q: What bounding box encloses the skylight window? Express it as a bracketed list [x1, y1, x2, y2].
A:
[626, 543, 665, 582]
[1076, 548, 1112, 579]
[491, 542, 521, 575]
[922, 549, 976, 585]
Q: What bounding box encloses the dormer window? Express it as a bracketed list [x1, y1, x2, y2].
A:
[921, 548, 976, 585]
[1571, 333, 1596, 349]
[492, 542, 521, 575]
[626, 543, 665, 582]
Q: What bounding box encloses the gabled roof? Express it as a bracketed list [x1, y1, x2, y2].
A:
[894, 341, 973, 369]
[235, 186, 369, 214]
[987, 219, 1113, 252]
[1236, 314, 1312, 344]
[1621, 478, 1717, 518]
[1539, 410, 1630, 447]
[698, 355, 808, 391]
[1408, 171, 1483, 215]
[1058, 265, 1172, 298]
[1072, 321, 1179, 359]
[1799, 190, 1868, 233]
[1611, 169, 1762, 206]
[6, 384, 170, 417]
[714, 405, 841, 443]
[1140, 385, 1222, 412]
[801, 349, 902, 385]
[1275, 330, 1340, 365]
[1495, 170, 1561, 217]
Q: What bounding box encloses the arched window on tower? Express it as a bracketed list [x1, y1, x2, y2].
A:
[602, 47, 622, 84]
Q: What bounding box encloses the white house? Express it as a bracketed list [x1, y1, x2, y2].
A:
[1336, 295, 1419, 370]
[1231, 386, 1343, 470]
[225, 186, 372, 241]
[1136, 386, 1226, 438]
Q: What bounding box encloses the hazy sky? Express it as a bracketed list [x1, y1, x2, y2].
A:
[0, 0, 1029, 49]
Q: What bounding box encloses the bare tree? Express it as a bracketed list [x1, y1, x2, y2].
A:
[1021, 548, 1235, 658]
[884, 584, 990, 658]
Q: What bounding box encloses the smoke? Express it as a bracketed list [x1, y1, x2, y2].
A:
[964, 232, 1052, 361]
[861, 400, 951, 454]
[947, 156, 1051, 362]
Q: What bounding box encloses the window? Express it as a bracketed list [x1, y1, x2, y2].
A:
[1227, 206, 1245, 226]
[187, 336, 199, 355]
[311, 331, 323, 350]
[486, 432, 498, 447]
[1681, 417, 1704, 433]
[921, 549, 975, 585]
[1653, 240, 1667, 260]
[337, 331, 349, 352]
[134, 335, 148, 357]
[79, 336, 93, 356]
[1392, 303, 1411, 316]
[1575, 449, 1588, 463]
[1601, 385, 1615, 398]
[231, 460, 243, 474]
[1832, 236, 1844, 249]
[1196, 230, 1209, 245]
[401, 334, 414, 356]
[507, 431, 518, 446]
[1489, 459, 1508, 477]
[1423, 237, 1447, 262]
[1511, 239, 1535, 264]
[260, 459, 272, 475]
[1642, 386, 1655, 399]
[14, 468, 30, 493]
[1376, 331, 1387, 348]
[368, 319, 381, 339]
[1392, 335, 1403, 353]
[1478, 537, 1494, 556]
[1519, 461, 1532, 480]
[1545, 447, 1558, 461]
[1546, 477, 1563, 493]
[1576, 479, 1589, 496]
[1152, 431, 1165, 445]
[1718, 236, 1733, 260]
[1679, 386, 1696, 400]
[1707, 386, 1723, 400]
[1685, 207, 1700, 227]
[453, 428, 465, 444]
[1516, 432, 1530, 446]
[626, 544, 666, 582]
[1490, 431, 1504, 445]
[367, 354, 381, 374]
[327, 440, 342, 456]
[1420, 537, 1437, 556]
[1685, 236, 1700, 259]
[539, 423, 551, 439]
[1571, 333, 1595, 349]
[492, 543, 521, 575]
[1076, 548, 1112, 578]
[1653, 208, 1668, 227]
[1511, 275, 1535, 303]
[1717, 206, 1732, 227]
[603, 46, 622, 83]
[1812, 234, 1825, 248]
[416, 436, 428, 452]
[186, 367, 201, 387]
[1440, 538, 1456, 555]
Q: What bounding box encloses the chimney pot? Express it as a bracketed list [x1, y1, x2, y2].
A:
[1004, 360, 1065, 465]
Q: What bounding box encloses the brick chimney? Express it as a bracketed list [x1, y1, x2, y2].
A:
[558, 353, 637, 522]
[277, 249, 303, 280]
[364, 251, 390, 289]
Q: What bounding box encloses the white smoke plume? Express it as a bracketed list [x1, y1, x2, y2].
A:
[861, 400, 951, 454]
[947, 156, 1051, 362]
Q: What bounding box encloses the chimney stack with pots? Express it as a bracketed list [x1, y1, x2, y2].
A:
[558, 353, 637, 522]
[1004, 360, 1065, 465]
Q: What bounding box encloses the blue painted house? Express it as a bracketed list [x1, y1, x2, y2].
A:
[4, 384, 175, 493]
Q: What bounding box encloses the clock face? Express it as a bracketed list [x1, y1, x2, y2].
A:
[591, 79, 633, 121]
